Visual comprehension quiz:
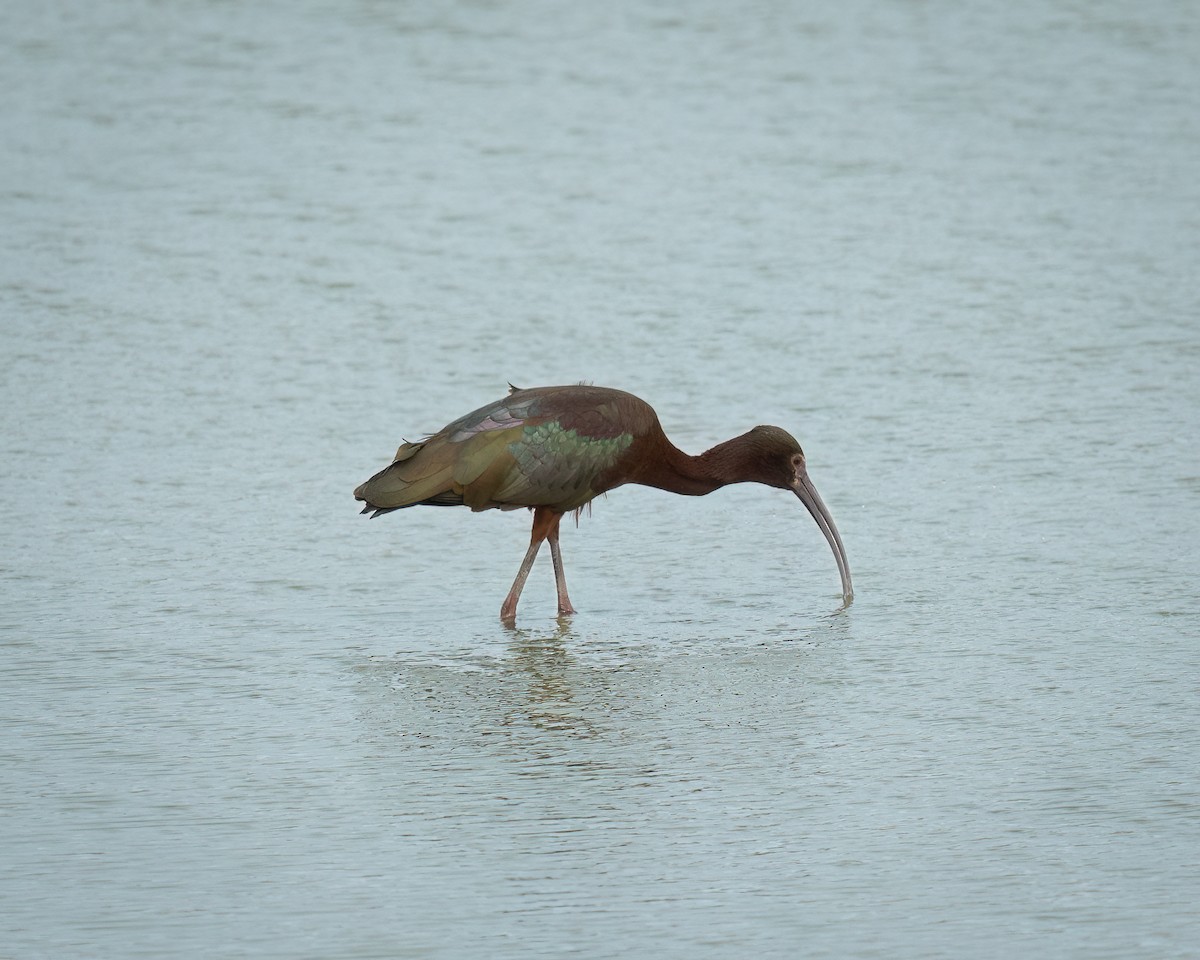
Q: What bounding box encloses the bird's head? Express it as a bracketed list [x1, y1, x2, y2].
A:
[742, 424, 855, 605]
[737, 425, 807, 488]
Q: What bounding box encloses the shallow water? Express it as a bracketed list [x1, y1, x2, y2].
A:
[2, 1, 1199, 957]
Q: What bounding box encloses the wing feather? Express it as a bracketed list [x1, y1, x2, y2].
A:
[356, 385, 640, 513]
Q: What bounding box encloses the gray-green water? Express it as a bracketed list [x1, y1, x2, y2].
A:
[3, 1, 1198, 957]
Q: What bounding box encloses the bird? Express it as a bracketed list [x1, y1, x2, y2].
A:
[354, 384, 853, 622]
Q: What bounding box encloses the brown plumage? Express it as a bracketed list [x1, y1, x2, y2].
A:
[354, 384, 853, 621]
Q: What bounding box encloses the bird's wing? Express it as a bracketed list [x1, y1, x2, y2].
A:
[446, 391, 635, 510]
[458, 388, 643, 508]
[357, 388, 636, 512]
[442, 394, 541, 443]
[487, 420, 634, 509]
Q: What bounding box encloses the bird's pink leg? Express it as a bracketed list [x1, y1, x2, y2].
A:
[500, 507, 557, 623]
[546, 513, 576, 617]
[500, 539, 541, 623]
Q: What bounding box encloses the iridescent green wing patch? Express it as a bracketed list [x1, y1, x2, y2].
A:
[495, 422, 633, 505]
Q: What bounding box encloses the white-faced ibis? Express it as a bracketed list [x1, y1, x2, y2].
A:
[354, 384, 853, 621]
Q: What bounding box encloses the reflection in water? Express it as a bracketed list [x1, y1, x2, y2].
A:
[354, 619, 647, 781]
[502, 620, 601, 740]
[354, 617, 842, 800]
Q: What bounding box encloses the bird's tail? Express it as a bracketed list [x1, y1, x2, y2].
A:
[354, 439, 464, 514]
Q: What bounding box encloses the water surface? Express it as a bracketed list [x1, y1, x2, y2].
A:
[2, 1, 1198, 957]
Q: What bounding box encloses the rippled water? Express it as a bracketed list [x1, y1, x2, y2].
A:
[3, 1, 1198, 957]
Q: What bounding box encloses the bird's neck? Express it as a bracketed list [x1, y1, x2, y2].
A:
[636, 434, 759, 496]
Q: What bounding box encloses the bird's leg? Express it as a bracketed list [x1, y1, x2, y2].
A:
[545, 512, 576, 617]
[500, 507, 555, 623]
[500, 539, 541, 623]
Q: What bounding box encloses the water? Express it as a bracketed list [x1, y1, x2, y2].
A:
[2, 1, 1198, 957]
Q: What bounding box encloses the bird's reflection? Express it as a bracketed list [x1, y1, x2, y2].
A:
[500, 618, 601, 740]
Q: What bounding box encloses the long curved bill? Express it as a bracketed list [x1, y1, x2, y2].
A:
[791, 473, 854, 604]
